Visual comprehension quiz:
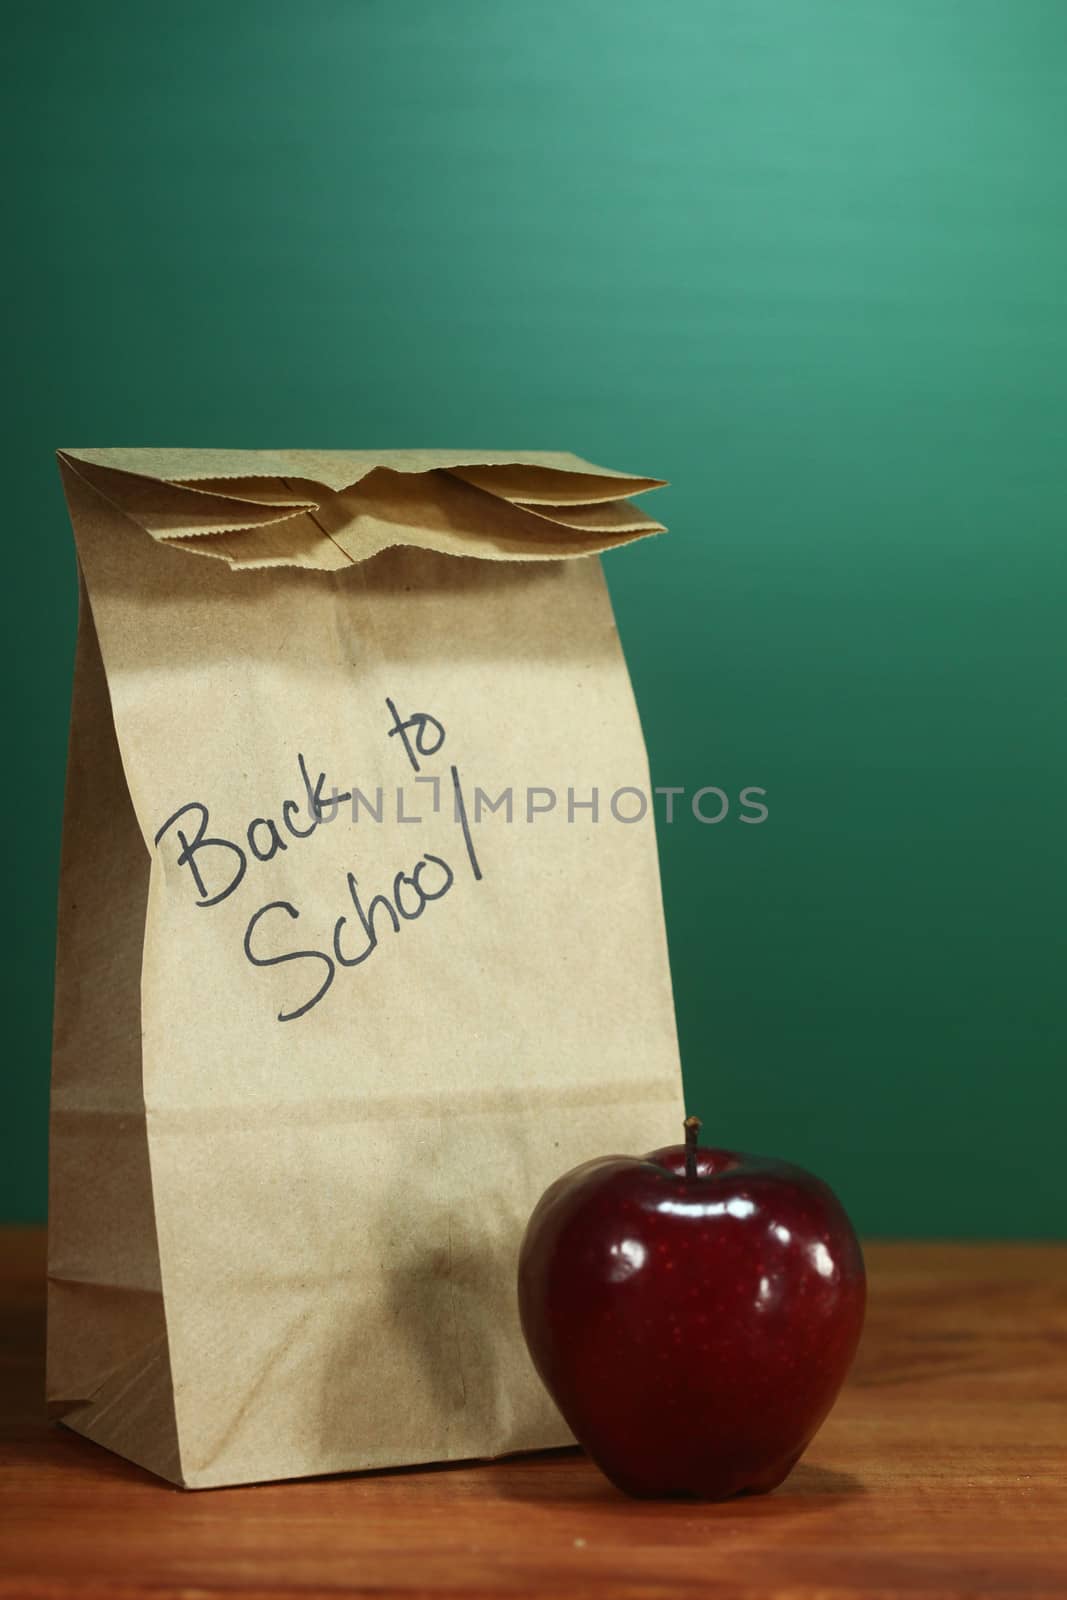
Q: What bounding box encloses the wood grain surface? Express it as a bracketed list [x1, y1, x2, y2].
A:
[1, 1231, 1064, 1598]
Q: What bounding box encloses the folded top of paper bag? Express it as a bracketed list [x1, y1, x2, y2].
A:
[57, 447, 667, 571]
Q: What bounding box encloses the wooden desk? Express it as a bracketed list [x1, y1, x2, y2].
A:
[1, 1231, 1064, 1598]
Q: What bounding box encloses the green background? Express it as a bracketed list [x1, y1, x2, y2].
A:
[4, 1, 1065, 1234]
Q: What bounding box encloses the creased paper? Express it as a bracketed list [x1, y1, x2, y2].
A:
[48, 447, 684, 1488]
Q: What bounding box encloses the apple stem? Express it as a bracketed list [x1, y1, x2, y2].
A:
[684, 1115, 702, 1182]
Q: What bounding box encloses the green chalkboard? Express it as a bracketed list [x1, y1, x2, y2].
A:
[4, 0, 1065, 1233]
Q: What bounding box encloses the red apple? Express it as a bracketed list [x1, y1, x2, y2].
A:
[518, 1118, 866, 1499]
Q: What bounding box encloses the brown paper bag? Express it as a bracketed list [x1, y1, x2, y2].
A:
[48, 447, 684, 1489]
